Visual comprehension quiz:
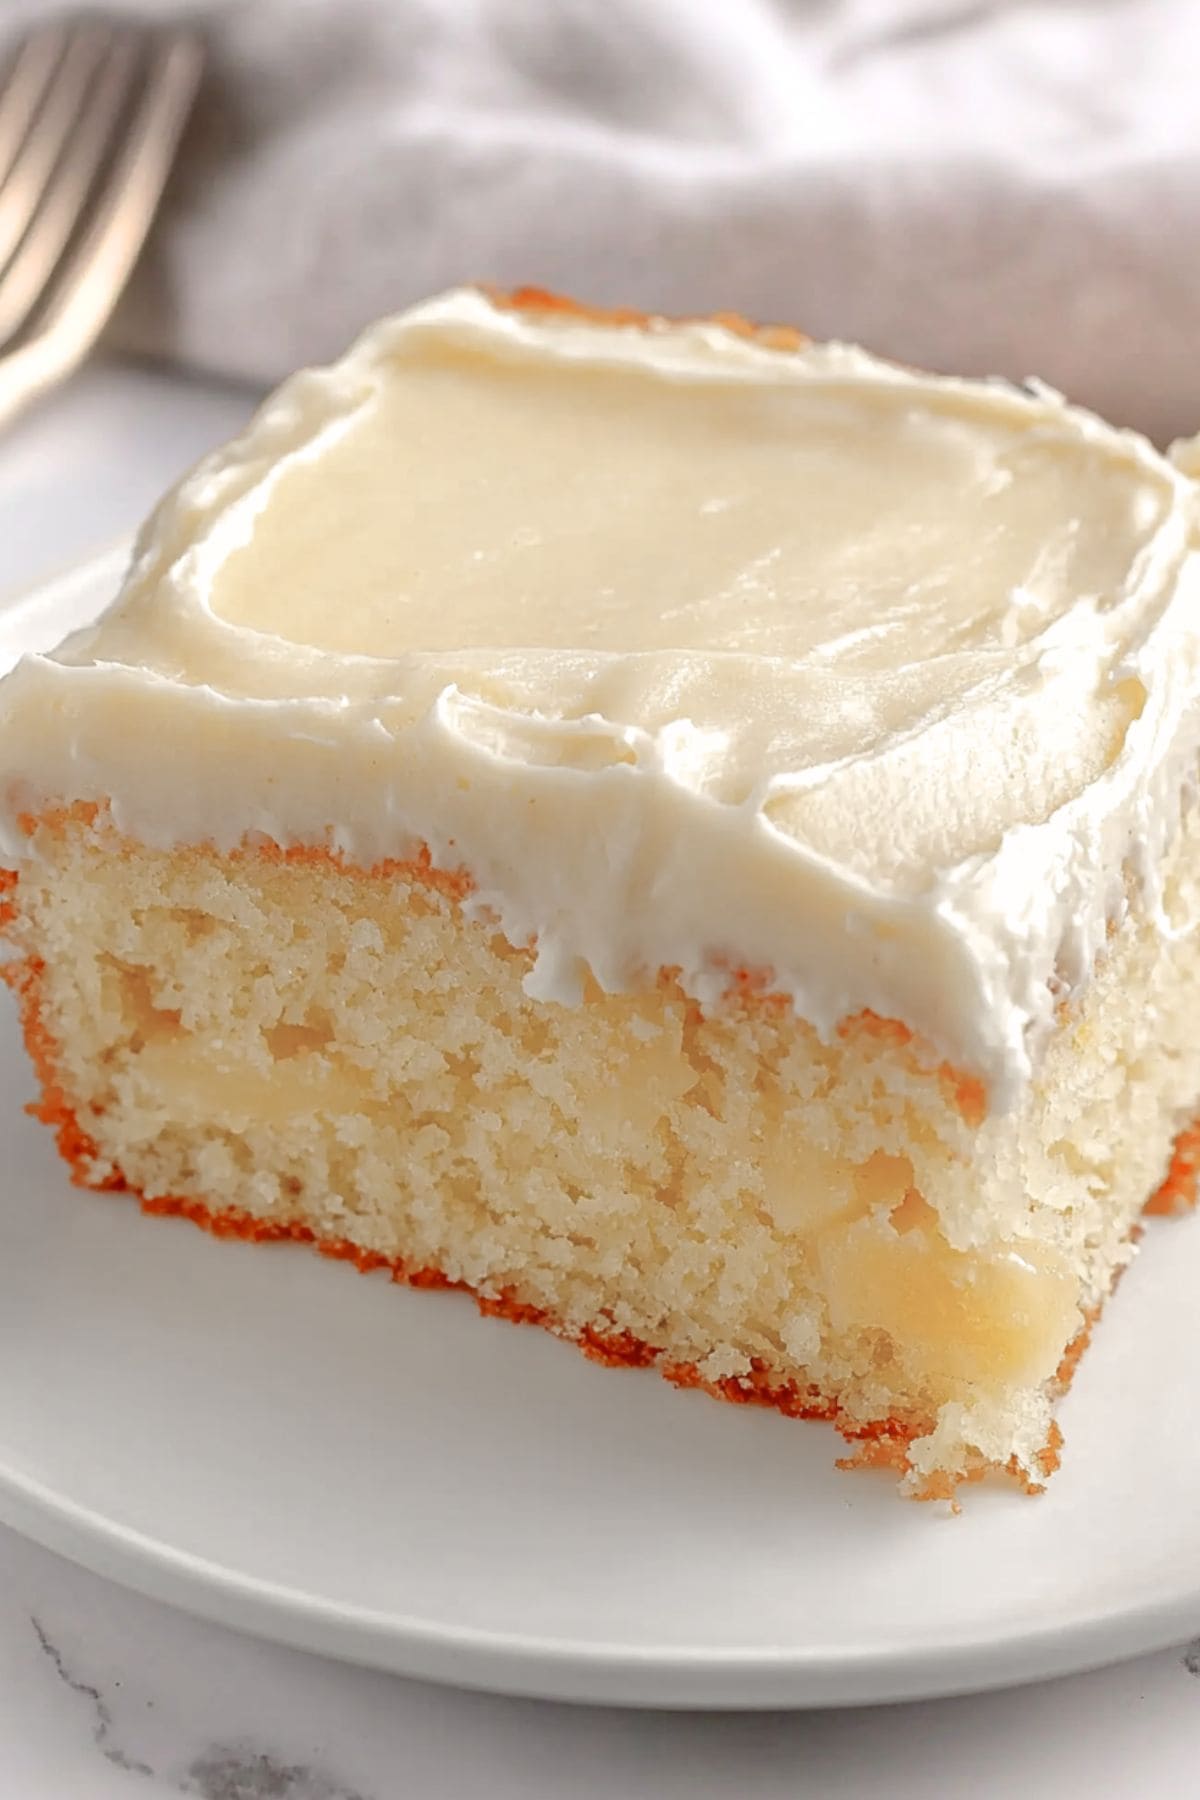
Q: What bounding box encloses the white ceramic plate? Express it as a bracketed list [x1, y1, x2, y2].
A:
[2, 551, 1200, 1710]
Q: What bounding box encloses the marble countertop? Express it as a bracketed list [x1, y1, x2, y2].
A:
[2, 359, 1200, 1800]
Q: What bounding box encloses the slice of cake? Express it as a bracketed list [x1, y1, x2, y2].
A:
[3, 288, 1200, 1497]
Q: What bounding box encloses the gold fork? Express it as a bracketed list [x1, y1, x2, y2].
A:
[0, 13, 203, 432]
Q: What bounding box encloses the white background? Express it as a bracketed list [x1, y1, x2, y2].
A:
[2, 360, 1200, 1797]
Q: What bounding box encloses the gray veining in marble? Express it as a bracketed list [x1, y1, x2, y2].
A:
[183, 1750, 369, 1800]
[33, 1617, 154, 1779]
[33, 1607, 368, 1800]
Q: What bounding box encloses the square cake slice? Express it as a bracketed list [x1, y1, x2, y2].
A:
[3, 288, 1200, 1497]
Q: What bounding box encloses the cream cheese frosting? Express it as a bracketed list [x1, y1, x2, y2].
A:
[3, 287, 1200, 1105]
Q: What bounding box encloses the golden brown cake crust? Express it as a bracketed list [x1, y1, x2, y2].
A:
[485, 284, 811, 354]
[1144, 1123, 1200, 1215]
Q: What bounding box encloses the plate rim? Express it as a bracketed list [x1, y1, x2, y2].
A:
[0, 1449, 1197, 1708]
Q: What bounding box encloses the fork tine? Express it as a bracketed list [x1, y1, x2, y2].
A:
[0, 20, 113, 269]
[0, 32, 141, 347]
[0, 31, 203, 432]
[0, 21, 69, 187]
